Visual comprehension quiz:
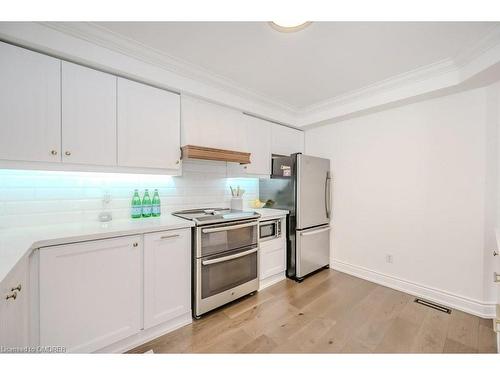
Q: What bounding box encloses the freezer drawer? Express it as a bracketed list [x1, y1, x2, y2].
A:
[296, 225, 330, 278]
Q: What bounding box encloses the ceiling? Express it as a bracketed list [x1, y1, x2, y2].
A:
[93, 22, 498, 110]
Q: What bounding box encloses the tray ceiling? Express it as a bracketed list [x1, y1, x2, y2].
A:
[94, 22, 498, 110]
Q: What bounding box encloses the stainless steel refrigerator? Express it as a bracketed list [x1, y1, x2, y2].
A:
[259, 153, 331, 281]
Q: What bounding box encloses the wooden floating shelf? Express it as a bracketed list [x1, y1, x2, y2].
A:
[181, 145, 251, 164]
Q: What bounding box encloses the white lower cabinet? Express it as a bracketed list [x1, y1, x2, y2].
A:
[259, 218, 287, 289]
[144, 229, 191, 329]
[260, 240, 286, 280]
[39, 236, 142, 353]
[35, 229, 192, 353]
[0, 259, 28, 349]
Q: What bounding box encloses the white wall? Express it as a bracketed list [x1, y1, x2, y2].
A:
[0, 160, 258, 228]
[305, 85, 500, 317]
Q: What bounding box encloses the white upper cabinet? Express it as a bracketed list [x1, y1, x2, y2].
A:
[271, 124, 304, 156]
[181, 95, 247, 151]
[244, 115, 271, 175]
[117, 78, 180, 170]
[0, 42, 61, 163]
[62, 62, 117, 166]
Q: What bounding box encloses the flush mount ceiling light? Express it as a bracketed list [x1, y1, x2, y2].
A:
[269, 21, 312, 33]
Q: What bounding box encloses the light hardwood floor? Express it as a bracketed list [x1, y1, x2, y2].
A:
[128, 270, 497, 354]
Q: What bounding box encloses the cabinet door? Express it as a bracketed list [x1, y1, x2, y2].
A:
[0, 259, 28, 349]
[117, 78, 180, 169]
[144, 229, 191, 329]
[181, 95, 247, 151]
[244, 115, 271, 175]
[62, 62, 117, 166]
[0, 42, 61, 162]
[259, 237, 286, 280]
[271, 124, 304, 156]
[39, 236, 142, 353]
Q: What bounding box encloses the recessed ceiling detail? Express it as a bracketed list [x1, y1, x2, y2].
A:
[91, 21, 498, 110]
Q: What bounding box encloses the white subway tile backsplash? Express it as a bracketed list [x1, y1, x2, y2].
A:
[0, 160, 259, 228]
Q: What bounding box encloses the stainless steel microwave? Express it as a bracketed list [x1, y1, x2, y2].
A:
[259, 218, 282, 242]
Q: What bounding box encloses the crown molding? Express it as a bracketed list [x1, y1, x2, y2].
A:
[41, 22, 299, 116]
[297, 24, 500, 127]
[298, 58, 458, 115]
[1, 22, 500, 129]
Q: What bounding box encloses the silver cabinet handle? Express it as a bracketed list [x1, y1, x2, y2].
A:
[494, 250, 499, 256]
[65, 151, 71, 156]
[133, 242, 138, 247]
[50, 150, 58, 155]
[300, 226, 330, 237]
[160, 234, 180, 240]
[202, 221, 257, 234]
[202, 247, 258, 266]
[5, 291, 17, 301]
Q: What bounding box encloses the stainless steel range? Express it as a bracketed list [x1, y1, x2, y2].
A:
[172, 208, 261, 319]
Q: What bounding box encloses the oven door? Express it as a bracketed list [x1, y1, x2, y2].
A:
[196, 220, 258, 258]
[195, 245, 259, 316]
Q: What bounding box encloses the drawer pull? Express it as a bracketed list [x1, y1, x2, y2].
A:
[160, 234, 180, 240]
[5, 291, 17, 301]
[133, 242, 139, 247]
[11, 284, 21, 292]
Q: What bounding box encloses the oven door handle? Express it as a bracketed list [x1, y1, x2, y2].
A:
[202, 221, 257, 234]
[201, 247, 258, 265]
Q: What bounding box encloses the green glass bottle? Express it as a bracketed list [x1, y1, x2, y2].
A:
[142, 189, 152, 218]
[152, 189, 161, 217]
[131, 189, 142, 219]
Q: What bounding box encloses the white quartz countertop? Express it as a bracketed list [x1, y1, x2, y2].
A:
[254, 208, 289, 219]
[0, 215, 194, 285]
[0, 209, 288, 286]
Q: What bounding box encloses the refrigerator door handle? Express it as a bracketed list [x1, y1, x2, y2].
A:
[325, 172, 331, 219]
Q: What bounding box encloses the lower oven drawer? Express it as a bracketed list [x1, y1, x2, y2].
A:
[195, 246, 258, 316]
[200, 246, 257, 299]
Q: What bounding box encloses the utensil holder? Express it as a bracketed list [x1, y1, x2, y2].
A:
[230, 197, 243, 210]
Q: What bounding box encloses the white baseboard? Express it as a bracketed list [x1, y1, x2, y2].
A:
[96, 312, 192, 353]
[259, 272, 286, 291]
[332, 260, 496, 319]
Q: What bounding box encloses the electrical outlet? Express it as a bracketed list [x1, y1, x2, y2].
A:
[386, 254, 393, 264]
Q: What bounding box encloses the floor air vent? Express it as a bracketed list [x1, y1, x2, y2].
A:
[414, 298, 452, 314]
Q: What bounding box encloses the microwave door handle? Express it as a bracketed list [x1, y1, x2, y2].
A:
[202, 221, 257, 234]
[201, 247, 258, 265]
